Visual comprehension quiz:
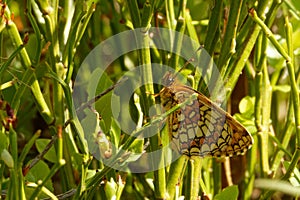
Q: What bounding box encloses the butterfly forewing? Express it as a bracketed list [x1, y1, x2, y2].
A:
[160, 74, 253, 157]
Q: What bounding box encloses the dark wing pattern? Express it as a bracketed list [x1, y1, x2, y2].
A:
[160, 82, 253, 157]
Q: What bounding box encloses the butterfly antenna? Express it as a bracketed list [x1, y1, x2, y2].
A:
[174, 45, 204, 78]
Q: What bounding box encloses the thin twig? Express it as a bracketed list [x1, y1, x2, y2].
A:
[27, 136, 57, 170]
[75, 77, 127, 113]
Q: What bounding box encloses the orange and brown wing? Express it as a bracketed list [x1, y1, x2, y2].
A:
[162, 84, 253, 157]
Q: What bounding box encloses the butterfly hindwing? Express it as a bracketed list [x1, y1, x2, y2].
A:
[160, 81, 253, 158]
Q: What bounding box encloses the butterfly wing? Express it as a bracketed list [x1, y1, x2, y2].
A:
[161, 84, 253, 157]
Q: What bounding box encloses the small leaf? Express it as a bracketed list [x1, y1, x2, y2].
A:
[25, 160, 54, 192]
[105, 177, 117, 199]
[238, 96, 255, 116]
[35, 139, 57, 163]
[214, 185, 239, 200]
[128, 139, 144, 154]
[90, 68, 114, 130]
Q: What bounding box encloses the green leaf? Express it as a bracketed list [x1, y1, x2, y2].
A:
[128, 139, 144, 154]
[105, 177, 117, 200]
[25, 160, 54, 192]
[234, 96, 257, 134]
[238, 96, 255, 116]
[214, 185, 239, 200]
[35, 139, 57, 163]
[89, 68, 114, 130]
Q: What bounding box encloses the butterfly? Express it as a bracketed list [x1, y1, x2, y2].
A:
[159, 72, 253, 157]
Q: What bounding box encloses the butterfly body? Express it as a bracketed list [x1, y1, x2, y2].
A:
[160, 72, 253, 157]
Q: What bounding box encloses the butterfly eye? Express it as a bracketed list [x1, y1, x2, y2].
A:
[162, 72, 175, 86]
[167, 76, 174, 85]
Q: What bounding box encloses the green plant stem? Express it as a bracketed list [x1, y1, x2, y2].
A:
[283, 0, 300, 19]
[270, 112, 295, 172]
[8, 124, 26, 199]
[141, 1, 152, 29]
[63, 8, 87, 84]
[204, 0, 222, 55]
[8, 125, 17, 200]
[27, 182, 58, 200]
[185, 10, 199, 46]
[64, 2, 96, 84]
[0, 161, 4, 197]
[165, 0, 176, 30]
[254, 34, 271, 176]
[284, 18, 300, 146]
[250, 7, 300, 154]
[26, 0, 42, 64]
[186, 157, 201, 200]
[166, 156, 189, 199]
[252, 1, 282, 179]
[46, 67, 89, 194]
[44, 5, 68, 188]
[260, 150, 300, 199]
[43, 14, 63, 124]
[249, 9, 290, 60]
[4, 7, 54, 124]
[250, 9, 300, 200]
[243, 134, 258, 200]
[0, 45, 24, 76]
[213, 1, 270, 101]
[127, 2, 169, 198]
[85, 94, 198, 192]
[218, 0, 243, 73]
[169, 18, 185, 71]
[261, 65, 272, 175]
[212, 160, 221, 196]
[18, 130, 41, 165]
[126, 0, 141, 28]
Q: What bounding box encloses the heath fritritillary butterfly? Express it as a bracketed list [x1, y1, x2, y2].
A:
[159, 72, 253, 157]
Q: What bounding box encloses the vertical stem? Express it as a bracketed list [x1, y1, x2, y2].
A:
[212, 160, 221, 196]
[204, 0, 222, 55]
[126, 1, 168, 198]
[213, 1, 270, 101]
[167, 156, 188, 199]
[186, 157, 201, 200]
[165, 0, 176, 30]
[169, 18, 185, 71]
[26, 0, 42, 64]
[5, 18, 54, 124]
[9, 125, 18, 199]
[284, 18, 300, 146]
[218, 0, 243, 73]
[254, 31, 271, 176]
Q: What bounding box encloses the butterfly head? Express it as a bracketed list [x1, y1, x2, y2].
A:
[162, 72, 175, 87]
